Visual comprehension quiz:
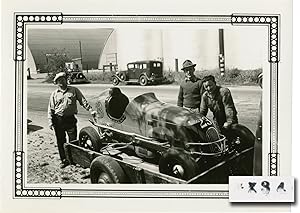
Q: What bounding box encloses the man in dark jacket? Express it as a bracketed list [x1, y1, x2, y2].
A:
[200, 75, 238, 132]
[177, 60, 204, 113]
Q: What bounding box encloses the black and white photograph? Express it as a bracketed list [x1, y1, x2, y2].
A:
[26, 25, 264, 184]
[1, 0, 295, 212]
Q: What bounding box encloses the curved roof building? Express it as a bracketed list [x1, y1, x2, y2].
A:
[27, 28, 114, 71]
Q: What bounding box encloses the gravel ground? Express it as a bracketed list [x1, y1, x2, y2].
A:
[27, 127, 91, 184]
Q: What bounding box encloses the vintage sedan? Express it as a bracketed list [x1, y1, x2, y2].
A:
[112, 60, 164, 86]
[78, 87, 255, 182]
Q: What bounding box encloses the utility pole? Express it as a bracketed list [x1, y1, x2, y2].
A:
[218, 29, 225, 76]
[79, 40, 83, 71]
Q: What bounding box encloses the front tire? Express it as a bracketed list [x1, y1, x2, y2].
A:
[90, 156, 127, 183]
[159, 148, 198, 180]
[119, 73, 126, 81]
[79, 126, 101, 152]
[229, 124, 255, 175]
[230, 124, 255, 152]
[112, 76, 119, 86]
[139, 75, 148, 86]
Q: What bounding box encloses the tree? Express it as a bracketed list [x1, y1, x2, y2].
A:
[43, 49, 71, 82]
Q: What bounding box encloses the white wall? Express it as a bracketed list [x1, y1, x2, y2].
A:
[115, 29, 163, 70]
[101, 27, 265, 71]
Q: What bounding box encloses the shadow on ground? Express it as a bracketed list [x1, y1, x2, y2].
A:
[27, 124, 43, 134]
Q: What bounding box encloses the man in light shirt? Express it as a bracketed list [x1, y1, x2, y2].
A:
[48, 72, 96, 168]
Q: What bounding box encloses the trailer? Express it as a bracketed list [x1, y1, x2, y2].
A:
[64, 140, 253, 184]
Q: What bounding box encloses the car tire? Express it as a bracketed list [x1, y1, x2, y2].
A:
[79, 126, 102, 152]
[67, 78, 72, 84]
[159, 148, 198, 181]
[231, 124, 255, 151]
[77, 73, 84, 79]
[139, 75, 148, 86]
[112, 76, 119, 86]
[119, 73, 126, 81]
[90, 156, 127, 184]
[228, 124, 255, 176]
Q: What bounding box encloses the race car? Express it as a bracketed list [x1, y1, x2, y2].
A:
[79, 87, 255, 181]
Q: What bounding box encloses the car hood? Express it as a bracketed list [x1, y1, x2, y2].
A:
[126, 92, 203, 127]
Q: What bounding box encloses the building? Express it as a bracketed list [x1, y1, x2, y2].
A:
[26, 26, 266, 74]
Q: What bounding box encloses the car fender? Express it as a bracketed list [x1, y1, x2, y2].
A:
[112, 74, 123, 81]
[139, 73, 151, 80]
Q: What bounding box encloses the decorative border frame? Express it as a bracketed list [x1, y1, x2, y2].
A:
[13, 13, 280, 198]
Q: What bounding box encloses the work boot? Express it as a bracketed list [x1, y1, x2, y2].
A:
[60, 159, 70, 169]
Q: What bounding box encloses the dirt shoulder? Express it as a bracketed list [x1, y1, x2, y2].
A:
[27, 118, 91, 184]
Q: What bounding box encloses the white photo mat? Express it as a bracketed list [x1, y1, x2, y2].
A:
[1, 0, 293, 212]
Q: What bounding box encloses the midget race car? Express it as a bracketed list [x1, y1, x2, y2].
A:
[78, 87, 255, 183]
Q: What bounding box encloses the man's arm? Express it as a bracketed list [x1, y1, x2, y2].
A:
[177, 85, 184, 107]
[47, 92, 55, 129]
[199, 93, 208, 116]
[75, 87, 93, 112]
[221, 88, 236, 124]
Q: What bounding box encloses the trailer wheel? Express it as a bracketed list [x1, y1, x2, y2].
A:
[159, 149, 198, 181]
[79, 126, 101, 152]
[112, 76, 119, 86]
[139, 75, 148, 86]
[90, 156, 127, 184]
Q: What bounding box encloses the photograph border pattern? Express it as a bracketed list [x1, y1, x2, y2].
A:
[13, 13, 280, 199]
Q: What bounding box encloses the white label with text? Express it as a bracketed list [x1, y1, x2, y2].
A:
[229, 176, 294, 202]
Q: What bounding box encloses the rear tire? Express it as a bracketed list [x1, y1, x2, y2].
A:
[79, 126, 101, 152]
[90, 156, 127, 183]
[77, 73, 84, 79]
[159, 148, 198, 180]
[139, 75, 148, 86]
[112, 76, 119, 86]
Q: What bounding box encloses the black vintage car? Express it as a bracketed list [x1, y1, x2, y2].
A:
[112, 60, 164, 86]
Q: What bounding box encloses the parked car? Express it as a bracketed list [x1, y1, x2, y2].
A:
[78, 87, 255, 182]
[66, 70, 89, 84]
[112, 60, 164, 86]
[65, 61, 89, 84]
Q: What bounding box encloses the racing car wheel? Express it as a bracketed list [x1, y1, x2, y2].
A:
[230, 124, 255, 152]
[159, 148, 198, 181]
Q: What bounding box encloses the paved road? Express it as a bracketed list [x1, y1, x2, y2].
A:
[27, 81, 261, 133]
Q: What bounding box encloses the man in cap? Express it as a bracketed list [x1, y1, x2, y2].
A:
[200, 75, 238, 132]
[177, 60, 204, 113]
[48, 72, 96, 168]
